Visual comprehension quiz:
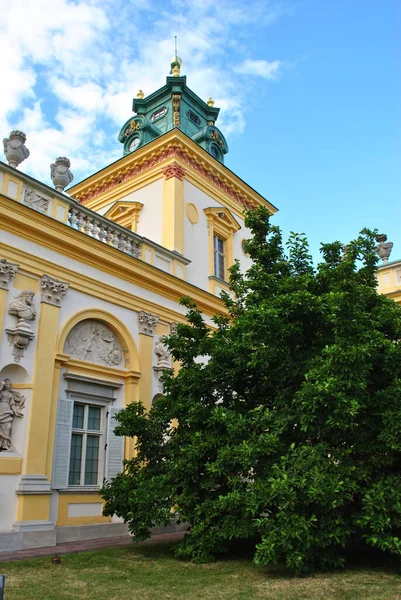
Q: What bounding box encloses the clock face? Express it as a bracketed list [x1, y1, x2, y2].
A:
[129, 137, 140, 152]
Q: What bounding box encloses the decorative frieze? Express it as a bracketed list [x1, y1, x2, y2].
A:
[138, 310, 159, 336]
[74, 145, 254, 210]
[41, 274, 69, 307]
[22, 186, 51, 214]
[3, 130, 30, 168]
[0, 258, 19, 291]
[0, 378, 26, 452]
[6, 290, 36, 362]
[163, 162, 186, 181]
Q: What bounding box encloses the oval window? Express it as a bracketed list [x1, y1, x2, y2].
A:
[150, 107, 167, 122]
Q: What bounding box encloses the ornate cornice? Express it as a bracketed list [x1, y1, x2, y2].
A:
[69, 131, 275, 216]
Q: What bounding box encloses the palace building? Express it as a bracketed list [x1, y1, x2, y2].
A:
[0, 57, 277, 552]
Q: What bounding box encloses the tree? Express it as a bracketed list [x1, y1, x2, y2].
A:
[101, 207, 401, 574]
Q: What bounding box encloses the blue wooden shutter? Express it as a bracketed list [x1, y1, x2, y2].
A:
[52, 398, 73, 489]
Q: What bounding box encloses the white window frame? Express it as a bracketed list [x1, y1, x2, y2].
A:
[68, 401, 106, 488]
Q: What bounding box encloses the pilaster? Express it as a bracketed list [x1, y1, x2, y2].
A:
[0, 258, 19, 339]
[16, 275, 69, 527]
[162, 162, 186, 254]
[137, 311, 159, 411]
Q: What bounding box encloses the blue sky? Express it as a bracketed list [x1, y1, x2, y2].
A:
[1, 0, 400, 262]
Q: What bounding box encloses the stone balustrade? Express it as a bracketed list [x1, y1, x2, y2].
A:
[67, 205, 142, 259]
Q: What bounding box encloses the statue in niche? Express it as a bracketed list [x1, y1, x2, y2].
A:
[155, 336, 170, 368]
[8, 290, 36, 328]
[64, 320, 124, 367]
[0, 379, 26, 452]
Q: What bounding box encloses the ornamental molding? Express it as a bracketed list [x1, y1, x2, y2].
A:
[138, 310, 159, 336]
[41, 274, 70, 306]
[74, 144, 257, 211]
[163, 162, 186, 181]
[0, 258, 19, 291]
[22, 186, 51, 214]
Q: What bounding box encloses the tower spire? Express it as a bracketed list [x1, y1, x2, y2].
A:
[170, 36, 182, 77]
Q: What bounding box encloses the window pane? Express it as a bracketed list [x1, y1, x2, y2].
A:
[69, 434, 83, 485]
[84, 435, 100, 485]
[88, 406, 101, 431]
[218, 253, 225, 279]
[72, 404, 84, 429]
[217, 238, 224, 252]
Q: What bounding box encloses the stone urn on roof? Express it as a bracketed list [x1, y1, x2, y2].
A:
[50, 157, 74, 192]
[3, 130, 30, 168]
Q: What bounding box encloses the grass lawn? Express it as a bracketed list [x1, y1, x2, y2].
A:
[2, 540, 401, 600]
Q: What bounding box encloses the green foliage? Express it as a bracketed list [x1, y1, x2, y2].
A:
[101, 207, 401, 574]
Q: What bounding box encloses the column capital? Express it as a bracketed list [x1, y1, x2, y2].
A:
[41, 274, 70, 307]
[138, 310, 159, 336]
[0, 258, 19, 291]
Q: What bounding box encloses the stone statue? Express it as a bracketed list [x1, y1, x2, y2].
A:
[0, 379, 26, 451]
[50, 157, 74, 192]
[8, 290, 36, 329]
[3, 130, 30, 168]
[155, 336, 170, 368]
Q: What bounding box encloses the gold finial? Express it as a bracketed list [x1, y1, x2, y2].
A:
[170, 56, 182, 77]
[137, 90, 144, 99]
[207, 97, 215, 107]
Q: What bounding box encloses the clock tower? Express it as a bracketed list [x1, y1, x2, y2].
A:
[118, 57, 229, 164]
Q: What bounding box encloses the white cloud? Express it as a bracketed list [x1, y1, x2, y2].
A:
[234, 59, 282, 80]
[0, 0, 287, 184]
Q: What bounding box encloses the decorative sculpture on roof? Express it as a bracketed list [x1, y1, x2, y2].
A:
[50, 157, 74, 192]
[375, 234, 393, 264]
[0, 379, 26, 452]
[3, 130, 30, 168]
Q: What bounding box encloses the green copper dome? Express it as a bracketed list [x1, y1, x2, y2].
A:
[118, 60, 229, 164]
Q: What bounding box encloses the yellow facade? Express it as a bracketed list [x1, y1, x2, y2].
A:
[0, 115, 275, 553]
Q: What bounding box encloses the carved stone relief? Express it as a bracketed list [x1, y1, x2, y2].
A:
[138, 310, 159, 336]
[170, 322, 178, 334]
[0, 378, 26, 452]
[63, 319, 125, 367]
[0, 258, 19, 291]
[41, 274, 69, 306]
[6, 290, 36, 362]
[22, 186, 51, 213]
